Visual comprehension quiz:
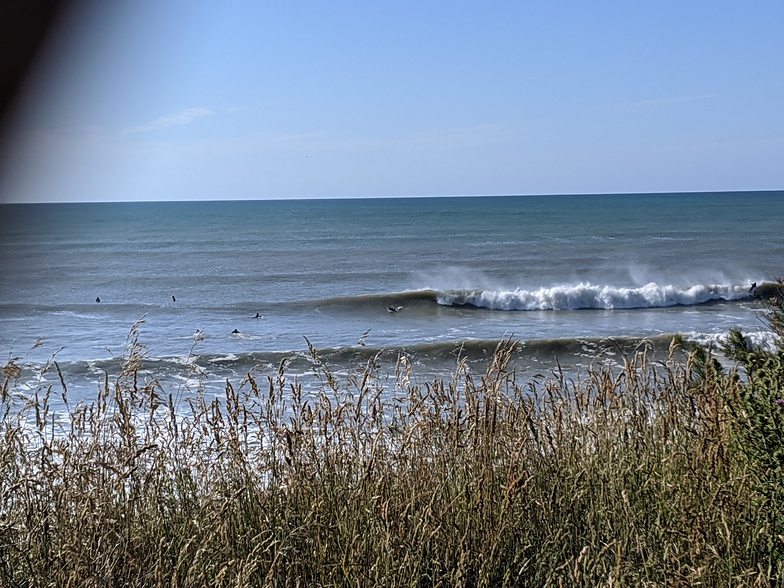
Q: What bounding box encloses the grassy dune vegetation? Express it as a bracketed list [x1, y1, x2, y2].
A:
[1, 304, 784, 587]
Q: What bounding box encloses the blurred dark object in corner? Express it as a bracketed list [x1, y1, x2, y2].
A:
[1, 1, 73, 132]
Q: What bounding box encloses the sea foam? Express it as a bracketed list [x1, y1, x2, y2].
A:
[437, 283, 750, 311]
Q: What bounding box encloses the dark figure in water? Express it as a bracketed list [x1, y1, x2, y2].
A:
[751, 281, 783, 300]
[232, 329, 240, 334]
[172, 295, 176, 302]
[387, 305, 400, 313]
[96, 297, 100, 303]
[254, 313, 261, 318]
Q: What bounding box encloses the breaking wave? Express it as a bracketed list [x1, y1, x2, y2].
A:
[435, 282, 752, 311]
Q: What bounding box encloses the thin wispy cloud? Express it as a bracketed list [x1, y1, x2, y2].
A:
[123, 107, 213, 135]
[634, 95, 714, 107]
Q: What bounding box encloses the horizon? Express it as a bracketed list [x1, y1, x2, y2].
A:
[1, 188, 781, 207]
[1, 1, 783, 204]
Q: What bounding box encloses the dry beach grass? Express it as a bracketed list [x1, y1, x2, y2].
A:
[1, 312, 783, 586]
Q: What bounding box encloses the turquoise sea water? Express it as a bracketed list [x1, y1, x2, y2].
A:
[0, 191, 781, 401]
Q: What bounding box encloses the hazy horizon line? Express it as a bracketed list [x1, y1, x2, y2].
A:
[2, 188, 782, 205]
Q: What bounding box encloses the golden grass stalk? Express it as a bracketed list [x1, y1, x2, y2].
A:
[0, 336, 781, 587]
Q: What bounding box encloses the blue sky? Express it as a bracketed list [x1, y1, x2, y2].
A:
[1, 0, 783, 202]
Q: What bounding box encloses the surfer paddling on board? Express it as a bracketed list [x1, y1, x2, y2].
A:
[387, 305, 402, 313]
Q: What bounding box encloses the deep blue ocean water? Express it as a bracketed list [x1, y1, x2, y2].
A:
[1, 191, 781, 402]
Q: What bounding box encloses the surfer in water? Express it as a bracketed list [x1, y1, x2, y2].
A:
[254, 312, 261, 318]
[232, 329, 240, 334]
[96, 297, 100, 303]
[387, 305, 402, 313]
[750, 281, 784, 301]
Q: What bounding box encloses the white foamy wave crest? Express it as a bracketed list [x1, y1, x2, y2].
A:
[438, 283, 751, 311]
[686, 331, 780, 354]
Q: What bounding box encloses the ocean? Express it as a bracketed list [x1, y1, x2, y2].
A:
[0, 191, 781, 405]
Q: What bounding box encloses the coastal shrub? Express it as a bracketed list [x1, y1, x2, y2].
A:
[0, 330, 782, 586]
[720, 296, 784, 563]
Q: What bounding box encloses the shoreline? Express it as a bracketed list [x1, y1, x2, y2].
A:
[7, 330, 776, 412]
